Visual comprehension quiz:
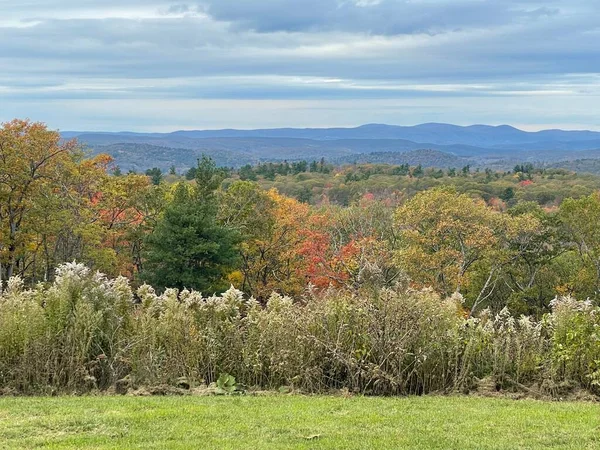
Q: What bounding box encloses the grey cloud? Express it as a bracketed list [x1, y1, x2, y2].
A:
[2, 10, 599, 80]
[199, 0, 562, 35]
[0, 0, 599, 130]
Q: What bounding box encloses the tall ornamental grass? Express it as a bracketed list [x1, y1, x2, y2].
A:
[0, 263, 598, 397]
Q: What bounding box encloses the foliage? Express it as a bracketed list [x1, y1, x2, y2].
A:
[219, 182, 310, 298]
[0, 263, 133, 392]
[549, 296, 600, 391]
[142, 158, 240, 292]
[216, 373, 240, 394]
[6, 120, 600, 400]
[249, 163, 600, 207]
[145, 167, 163, 185]
[559, 192, 600, 298]
[0, 120, 161, 284]
[0, 119, 77, 282]
[299, 198, 403, 292]
[394, 188, 497, 296]
[2, 263, 599, 398]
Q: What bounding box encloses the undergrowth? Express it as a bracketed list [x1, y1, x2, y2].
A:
[0, 263, 598, 397]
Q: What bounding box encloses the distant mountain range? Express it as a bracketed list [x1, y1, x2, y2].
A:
[62, 123, 600, 173]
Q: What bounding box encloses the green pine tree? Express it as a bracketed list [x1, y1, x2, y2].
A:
[141, 157, 240, 292]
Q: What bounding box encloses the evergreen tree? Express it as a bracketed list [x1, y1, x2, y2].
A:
[412, 164, 424, 177]
[145, 167, 163, 185]
[142, 157, 240, 292]
[238, 164, 257, 181]
[501, 187, 515, 202]
[185, 166, 197, 180]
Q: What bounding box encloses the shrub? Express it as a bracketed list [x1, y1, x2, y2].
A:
[1, 263, 599, 398]
[457, 308, 548, 391]
[549, 296, 600, 394]
[0, 263, 133, 393]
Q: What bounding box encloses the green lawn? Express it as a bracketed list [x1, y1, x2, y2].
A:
[0, 395, 598, 449]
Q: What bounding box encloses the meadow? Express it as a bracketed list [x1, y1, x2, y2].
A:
[1, 395, 599, 449]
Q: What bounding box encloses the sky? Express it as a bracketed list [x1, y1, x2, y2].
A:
[0, 0, 599, 131]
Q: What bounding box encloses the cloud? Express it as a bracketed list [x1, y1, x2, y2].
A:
[198, 0, 561, 35]
[0, 0, 599, 130]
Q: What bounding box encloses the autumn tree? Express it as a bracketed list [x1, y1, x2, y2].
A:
[394, 188, 497, 296]
[559, 192, 600, 299]
[92, 171, 161, 277]
[500, 203, 563, 313]
[0, 120, 152, 283]
[2, 148, 149, 281]
[0, 119, 77, 283]
[219, 182, 311, 299]
[298, 197, 403, 292]
[466, 205, 561, 315]
[33, 153, 115, 279]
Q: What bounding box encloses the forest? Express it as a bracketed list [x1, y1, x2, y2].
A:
[1, 119, 600, 397]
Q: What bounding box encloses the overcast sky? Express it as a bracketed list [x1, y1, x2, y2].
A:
[1, 0, 599, 131]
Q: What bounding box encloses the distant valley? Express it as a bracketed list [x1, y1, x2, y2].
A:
[63, 123, 600, 173]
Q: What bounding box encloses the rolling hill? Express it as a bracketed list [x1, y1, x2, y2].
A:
[66, 123, 600, 172]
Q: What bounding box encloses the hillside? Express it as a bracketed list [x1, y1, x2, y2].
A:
[66, 123, 600, 147]
[546, 158, 600, 174]
[68, 123, 600, 171]
[333, 149, 473, 167]
[84, 138, 492, 171]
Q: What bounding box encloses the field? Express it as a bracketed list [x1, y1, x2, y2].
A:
[0, 396, 598, 449]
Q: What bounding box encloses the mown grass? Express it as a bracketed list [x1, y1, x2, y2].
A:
[0, 395, 598, 449]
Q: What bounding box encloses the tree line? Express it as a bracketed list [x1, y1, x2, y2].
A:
[3, 120, 600, 317]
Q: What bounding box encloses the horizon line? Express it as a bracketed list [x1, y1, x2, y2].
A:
[58, 122, 600, 135]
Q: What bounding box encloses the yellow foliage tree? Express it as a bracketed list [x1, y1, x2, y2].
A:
[394, 188, 497, 296]
[0, 119, 76, 281]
